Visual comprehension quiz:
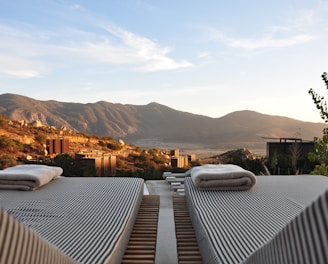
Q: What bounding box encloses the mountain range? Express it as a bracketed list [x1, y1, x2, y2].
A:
[0, 93, 326, 151]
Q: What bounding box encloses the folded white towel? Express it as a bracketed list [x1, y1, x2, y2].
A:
[0, 165, 63, 191]
[191, 164, 256, 191]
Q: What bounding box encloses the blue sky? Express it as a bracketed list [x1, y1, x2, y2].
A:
[0, 1, 328, 123]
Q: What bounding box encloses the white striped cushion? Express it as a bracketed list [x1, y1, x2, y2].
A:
[185, 176, 328, 264]
[0, 208, 76, 264]
[245, 189, 328, 264]
[0, 177, 144, 264]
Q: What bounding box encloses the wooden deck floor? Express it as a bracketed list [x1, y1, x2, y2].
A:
[173, 195, 203, 264]
[122, 183, 203, 264]
[122, 195, 160, 264]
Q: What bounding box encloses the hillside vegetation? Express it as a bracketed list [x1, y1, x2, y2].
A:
[0, 114, 274, 177]
[0, 114, 174, 178]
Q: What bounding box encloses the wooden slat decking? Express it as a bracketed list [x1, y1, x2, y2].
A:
[122, 195, 160, 264]
[173, 195, 203, 264]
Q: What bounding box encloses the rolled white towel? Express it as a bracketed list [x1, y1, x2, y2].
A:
[0, 164, 63, 191]
[191, 164, 256, 191]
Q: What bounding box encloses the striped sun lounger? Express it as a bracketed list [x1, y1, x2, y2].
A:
[0, 208, 77, 264]
[185, 175, 328, 264]
[0, 177, 144, 264]
[245, 189, 328, 264]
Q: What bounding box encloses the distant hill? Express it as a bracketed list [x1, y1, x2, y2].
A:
[0, 93, 326, 151]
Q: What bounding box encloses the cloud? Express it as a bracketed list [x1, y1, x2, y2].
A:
[0, 21, 193, 79]
[60, 35, 193, 72]
[228, 34, 314, 50]
[0, 54, 44, 78]
[100, 24, 193, 71]
[209, 29, 315, 51]
[72, 24, 194, 71]
[206, 7, 319, 52]
[70, 4, 81, 10]
[0, 25, 47, 78]
[197, 51, 211, 59]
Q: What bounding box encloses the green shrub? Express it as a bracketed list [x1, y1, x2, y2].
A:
[0, 155, 17, 169]
[0, 135, 23, 153]
[34, 133, 47, 144]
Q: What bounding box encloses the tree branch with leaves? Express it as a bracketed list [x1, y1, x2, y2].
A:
[308, 72, 328, 122]
[308, 72, 328, 175]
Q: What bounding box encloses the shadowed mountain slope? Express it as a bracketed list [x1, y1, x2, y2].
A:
[0, 93, 325, 149]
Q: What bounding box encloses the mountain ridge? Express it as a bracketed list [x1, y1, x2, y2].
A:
[0, 93, 326, 150]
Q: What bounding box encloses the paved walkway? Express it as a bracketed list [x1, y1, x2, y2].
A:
[146, 180, 178, 264]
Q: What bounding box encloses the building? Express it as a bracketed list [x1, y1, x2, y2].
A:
[266, 138, 315, 159]
[266, 137, 316, 174]
[169, 149, 195, 168]
[171, 155, 189, 168]
[75, 150, 116, 176]
[170, 149, 180, 157]
[46, 138, 69, 154]
[188, 154, 196, 163]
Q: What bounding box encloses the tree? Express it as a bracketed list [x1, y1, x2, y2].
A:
[53, 154, 83, 176]
[290, 142, 302, 173]
[308, 72, 328, 175]
[308, 72, 328, 122]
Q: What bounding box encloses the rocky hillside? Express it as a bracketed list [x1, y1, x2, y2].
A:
[0, 114, 272, 176]
[0, 115, 173, 177]
[0, 93, 326, 150]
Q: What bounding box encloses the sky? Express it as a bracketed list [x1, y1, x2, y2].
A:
[0, 0, 328, 123]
